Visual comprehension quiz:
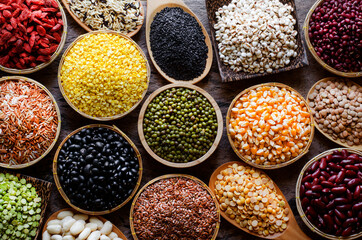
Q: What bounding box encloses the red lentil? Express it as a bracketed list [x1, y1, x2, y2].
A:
[0, 79, 58, 165]
[133, 177, 219, 240]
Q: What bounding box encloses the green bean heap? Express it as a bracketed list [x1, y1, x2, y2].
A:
[143, 87, 218, 162]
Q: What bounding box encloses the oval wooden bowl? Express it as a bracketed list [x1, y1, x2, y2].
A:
[58, 30, 150, 121]
[295, 148, 362, 240]
[138, 83, 223, 168]
[0, 0, 67, 74]
[42, 208, 128, 239]
[61, 0, 144, 37]
[130, 174, 220, 240]
[0, 76, 61, 169]
[209, 161, 310, 240]
[306, 77, 362, 151]
[226, 82, 315, 170]
[53, 124, 143, 215]
[304, 0, 361, 78]
[145, 0, 213, 84]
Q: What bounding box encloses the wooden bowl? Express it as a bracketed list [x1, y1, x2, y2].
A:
[0, 169, 53, 240]
[306, 77, 362, 151]
[205, 0, 308, 82]
[209, 161, 310, 239]
[58, 30, 150, 121]
[130, 174, 220, 240]
[145, 0, 213, 84]
[226, 82, 315, 169]
[138, 83, 223, 168]
[53, 124, 143, 215]
[303, 0, 361, 78]
[295, 148, 362, 240]
[61, 0, 144, 37]
[0, 0, 67, 74]
[42, 208, 128, 239]
[0, 76, 61, 169]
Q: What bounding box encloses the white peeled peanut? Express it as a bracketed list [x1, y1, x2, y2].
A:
[85, 223, 97, 231]
[113, 238, 123, 240]
[57, 210, 74, 220]
[107, 232, 118, 240]
[50, 235, 63, 240]
[89, 217, 103, 230]
[70, 220, 85, 235]
[63, 236, 75, 240]
[78, 227, 91, 240]
[63, 218, 77, 232]
[87, 231, 101, 240]
[100, 235, 110, 240]
[47, 224, 62, 235]
[73, 214, 89, 221]
[100, 221, 112, 235]
[48, 219, 62, 226]
[42, 230, 51, 240]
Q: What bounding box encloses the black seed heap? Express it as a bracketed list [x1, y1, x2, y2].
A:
[150, 7, 208, 80]
[57, 127, 139, 211]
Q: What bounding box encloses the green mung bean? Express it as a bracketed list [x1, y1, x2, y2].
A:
[143, 87, 217, 162]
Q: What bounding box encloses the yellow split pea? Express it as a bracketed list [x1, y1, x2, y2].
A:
[61, 33, 148, 118]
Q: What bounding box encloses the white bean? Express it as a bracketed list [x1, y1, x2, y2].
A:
[73, 214, 89, 221]
[100, 235, 110, 240]
[100, 221, 112, 235]
[43, 230, 51, 240]
[87, 231, 101, 240]
[107, 232, 118, 240]
[63, 217, 77, 232]
[63, 236, 75, 240]
[50, 235, 63, 240]
[57, 210, 74, 220]
[70, 220, 85, 235]
[113, 238, 123, 240]
[89, 217, 103, 230]
[62, 216, 74, 225]
[48, 219, 62, 226]
[85, 223, 97, 231]
[78, 227, 91, 240]
[47, 224, 62, 235]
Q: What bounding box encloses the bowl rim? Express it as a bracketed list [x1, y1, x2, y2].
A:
[0, 76, 61, 169]
[57, 30, 150, 121]
[53, 124, 143, 215]
[0, 0, 68, 74]
[137, 82, 223, 168]
[226, 82, 315, 169]
[129, 174, 221, 240]
[295, 148, 362, 240]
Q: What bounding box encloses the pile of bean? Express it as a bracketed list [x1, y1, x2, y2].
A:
[308, 79, 361, 146]
[43, 210, 124, 240]
[61, 33, 148, 118]
[57, 127, 140, 211]
[300, 149, 361, 236]
[214, 163, 290, 236]
[0, 173, 42, 240]
[229, 86, 312, 166]
[133, 177, 218, 240]
[150, 7, 208, 80]
[143, 87, 218, 162]
[0, 0, 64, 69]
[308, 0, 361, 72]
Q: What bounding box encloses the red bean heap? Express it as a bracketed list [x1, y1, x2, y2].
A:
[300, 149, 362, 237]
[308, 0, 361, 73]
[0, 0, 64, 69]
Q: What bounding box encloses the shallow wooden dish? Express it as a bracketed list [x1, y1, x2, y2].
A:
[130, 174, 220, 240]
[295, 148, 362, 240]
[42, 208, 128, 239]
[304, 0, 361, 78]
[226, 82, 314, 169]
[58, 30, 150, 121]
[53, 124, 143, 215]
[306, 77, 362, 151]
[0, 76, 61, 169]
[209, 161, 310, 240]
[205, 0, 308, 82]
[0, 169, 53, 240]
[138, 83, 223, 168]
[146, 0, 213, 84]
[0, 0, 67, 74]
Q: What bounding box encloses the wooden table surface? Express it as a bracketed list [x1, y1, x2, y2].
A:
[1, 1, 360, 239]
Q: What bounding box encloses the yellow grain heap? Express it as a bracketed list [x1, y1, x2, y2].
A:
[61, 33, 148, 118]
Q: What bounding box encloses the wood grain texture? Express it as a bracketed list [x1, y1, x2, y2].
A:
[205, 0, 309, 82]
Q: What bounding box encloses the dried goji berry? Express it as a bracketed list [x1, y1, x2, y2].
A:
[23, 43, 31, 53]
[0, 4, 12, 11]
[26, 26, 34, 33]
[53, 32, 61, 42]
[0, 55, 9, 65]
[3, 10, 12, 18]
[39, 41, 49, 48]
[51, 23, 61, 32]
[12, 8, 21, 18]
[45, 33, 55, 41]
[5, 24, 13, 31]
[32, 0, 44, 5]
[10, 17, 17, 28]
[41, 7, 57, 12]
[36, 25, 46, 36]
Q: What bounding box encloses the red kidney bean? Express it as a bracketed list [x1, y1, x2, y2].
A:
[321, 181, 334, 188]
[345, 165, 359, 171]
[314, 199, 327, 209]
[354, 185, 361, 200]
[343, 178, 352, 184]
[319, 158, 327, 169]
[322, 188, 331, 194]
[335, 209, 346, 220]
[346, 189, 353, 202]
[345, 170, 356, 177]
[347, 178, 360, 188]
[311, 168, 321, 178]
[311, 185, 323, 192]
[323, 214, 333, 229]
[352, 202, 362, 211]
[336, 228, 343, 236]
[358, 211, 362, 219]
[328, 193, 335, 200]
[302, 174, 312, 183]
[347, 210, 353, 218]
[334, 197, 348, 205]
[326, 200, 335, 209]
[347, 154, 360, 161]
[305, 190, 320, 198]
[341, 149, 348, 159]
[342, 227, 352, 237]
[336, 170, 345, 183]
[336, 204, 352, 212]
[331, 186, 347, 194]
[328, 162, 342, 170]
[327, 175, 337, 183]
[319, 176, 326, 182]
[300, 185, 305, 198]
[307, 206, 318, 218]
[321, 196, 329, 204]
[301, 197, 309, 209]
[340, 159, 354, 165]
[320, 171, 330, 179]
[334, 215, 342, 226]
[312, 178, 319, 186]
[317, 215, 325, 227]
[309, 161, 319, 173]
[304, 182, 313, 189]
[343, 218, 357, 228]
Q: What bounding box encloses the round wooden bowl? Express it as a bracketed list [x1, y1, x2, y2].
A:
[42, 208, 128, 239]
[53, 124, 143, 215]
[303, 0, 361, 78]
[138, 83, 223, 168]
[0, 0, 67, 74]
[58, 30, 150, 121]
[295, 148, 362, 240]
[145, 0, 213, 84]
[306, 77, 362, 151]
[226, 82, 315, 169]
[0, 76, 61, 169]
[61, 0, 144, 37]
[130, 174, 220, 240]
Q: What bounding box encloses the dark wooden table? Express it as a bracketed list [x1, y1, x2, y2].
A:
[1, 1, 360, 239]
